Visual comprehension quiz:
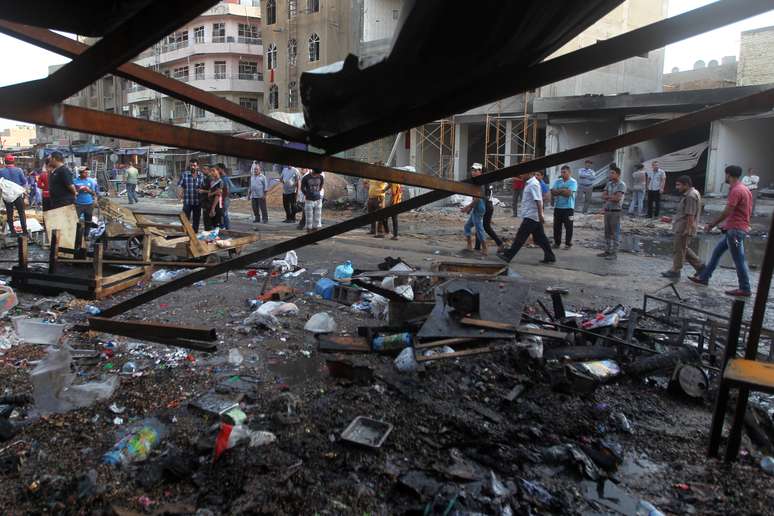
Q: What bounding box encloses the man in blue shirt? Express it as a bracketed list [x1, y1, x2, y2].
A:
[73, 167, 99, 225]
[0, 154, 28, 235]
[551, 165, 578, 249]
[177, 159, 203, 232]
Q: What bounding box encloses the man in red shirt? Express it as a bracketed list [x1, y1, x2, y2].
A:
[689, 165, 752, 297]
[512, 177, 524, 217]
[36, 159, 52, 211]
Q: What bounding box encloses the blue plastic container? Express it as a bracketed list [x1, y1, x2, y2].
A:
[314, 278, 337, 300]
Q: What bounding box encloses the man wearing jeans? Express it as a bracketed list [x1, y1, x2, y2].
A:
[689, 165, 753, 297]
[577, 160, 595, 214]
[497, 171, 556, 264]
[280, 165, 300, 222]
[598, 165, 626, 260]
[628, 163, 646, 217]
[301, 168, 324, 233]
[125, 163, 139, 204]
[646, 160, 666, 218]
[551, 165, 577, 249]
[177, 159, 203, 232]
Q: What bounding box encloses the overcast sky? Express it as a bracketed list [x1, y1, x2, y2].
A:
[0, 0, 773, 131]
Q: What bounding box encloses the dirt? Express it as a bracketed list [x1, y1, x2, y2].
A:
[1, 199, 773, 515]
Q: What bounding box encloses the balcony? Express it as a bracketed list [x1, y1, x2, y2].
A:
[127, 74, 264, 104]
[134, 38, 263, 67]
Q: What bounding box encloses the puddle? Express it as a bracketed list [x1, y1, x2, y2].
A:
[266, 356, 321, 386]
[622, 234, 766, 269]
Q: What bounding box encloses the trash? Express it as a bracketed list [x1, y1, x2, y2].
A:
[222, 407, 247, 426]
[243, 310, 280, 331]
[570, 359, 622, 382]
[84, 304, 102, 315]
[636, 500, 665, 516]
[0, 286, 17, 317]
[372, 332, 413, 352]
[519, 478, 560, 510]
[270, 259, 292, 273]
[517, 325, 543, 359]
[394, 347, 418, 372]
[340, 416, 393, 448]
[189, 392, 241, 416]
[151, 269, 185, 283]
[370, 294, 389, 320]
[257, 301, 299, 316]
[611, 412, 633, 433]
[0, 419, 17, 441]
[31, 347, 119, 413]
[422, 345, 456, 357]
[228, 348, 244, 366]
[668, 364, 708, 399]
[334, 260, 354, 281]
[489, 470, 510, 497]
[214, 423, 276, 461]
[761, 456, 774, 476]
[120, 361, 138, 374]
[314, 278, 337, 300]
[284, 250, 298, 268]
[11, 317, 66, 345]
[108, 403, 125, 414]
[102, 418, 167, 466]
[113, 417, 124, 425]
[581, 312, 621, 330]
[304, 312, 337, 334]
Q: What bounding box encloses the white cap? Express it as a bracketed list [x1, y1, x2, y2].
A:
[471, 163, 483, 170]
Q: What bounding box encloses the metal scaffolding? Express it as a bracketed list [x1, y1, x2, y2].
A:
[414, 118, 455, 179]
[484, 92, 538, 173]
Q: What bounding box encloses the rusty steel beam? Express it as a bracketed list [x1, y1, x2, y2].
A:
[99, 87, 774, 318]
[320, 0, 774, 154]
[0, 100, 480, 197]
[3, 0, 219, 104]
[87, 317, 217, 342]
[0, 20, 310, 144]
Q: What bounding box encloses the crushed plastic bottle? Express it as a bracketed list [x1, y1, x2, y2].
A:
[102, 418, 167, 466]
[372, 332, 412, 352]
[636, 500, 665, 516]
[334, 260, 354, 281]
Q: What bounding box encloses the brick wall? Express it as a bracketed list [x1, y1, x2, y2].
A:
[738, 26, 774, 86]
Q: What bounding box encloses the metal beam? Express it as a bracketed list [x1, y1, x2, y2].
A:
[99, 86, 774, 318]
[0, 100, 480, 197]
[87, 317, 216, 342]
[1, 0, 219, 104]
[320, 0, 774, 154]
[0, 20, 310, 144]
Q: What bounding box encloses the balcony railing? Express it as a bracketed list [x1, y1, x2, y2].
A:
[129, 73, 263, 95]
[237, 36, 262, 45]
[161, 40, 189, 53]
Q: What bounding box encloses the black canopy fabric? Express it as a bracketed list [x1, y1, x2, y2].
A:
[301, 0, 623, 136]
[0, 0, 153, 36]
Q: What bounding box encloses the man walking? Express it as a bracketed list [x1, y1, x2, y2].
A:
[689, 165, 753, 297]
[177, 159, 203, 232]
[47, 151, 77, 209]
[301, 168, 324, 233]
[73, 167, 99, 225]
[646, 160, 666, 218]
[551, 165, 577, 249]
[0, 154, 29, 235]
[248, 163, 268, 223]
[511, 176, 524, 217]
[598, 165, 626, 260]
[366, 176, 389, 238]
[662, 176, 703, 280]
[497, 171, 556, 264]
[628, 163, 646, 217]
[577, 160, 596, 214]
[280, 165, 300, 223]
[471, 163, 504, 253]
[125, 162, 139, 204]
[37, 159, 52, 211]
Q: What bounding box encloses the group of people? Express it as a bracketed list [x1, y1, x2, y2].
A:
[176, 159, 236, 232]
[496, 159, 757, 298]
[250, 164, 326, 233]
[365, 172, 403, 240]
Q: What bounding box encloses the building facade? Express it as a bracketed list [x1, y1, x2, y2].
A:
[738, 25, 774, 87]
[1, 124, 37, 149]
[663, 57, 738, 92]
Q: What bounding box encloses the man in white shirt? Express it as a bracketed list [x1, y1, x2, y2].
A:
[743, 167, 760, 216]
[646, 160, 666, 218]
[577, 160, 596, 214]
[497, 171, 556, 264]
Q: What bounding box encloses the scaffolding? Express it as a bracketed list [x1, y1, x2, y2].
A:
[484, 92, 538, 174]
[414, 118, 455, 179]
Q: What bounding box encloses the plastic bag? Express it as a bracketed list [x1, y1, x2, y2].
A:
[0, 286, 18, 317]
[214, 423, 276, 461]
[271, 260, 291, 273]
[31, 347, 119, 414]
[243, 310, 280, 331]
[394, 347, 418, 372]
[151, 269, 184, 283]
[228, 348, 244, 366]
[304, 312, 337, 333]
[370, 294, 389, 321]
[284, 250, 298, 268]
[103, 418, 166, 466]
[0, 177, 25, 203]
[258, 301, 299, 317]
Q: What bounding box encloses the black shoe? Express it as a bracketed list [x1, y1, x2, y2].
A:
[552, 243, 560, 249]
[496, 252, 512, 263]
[539, 257, 556, 264]
[253, 219, 260, 223]
[661, 270, 680, 279]
[563, 244, 572, 250]
[688, 275, 708, 286]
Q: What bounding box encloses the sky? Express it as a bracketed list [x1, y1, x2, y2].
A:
[0, 0, 773, 131]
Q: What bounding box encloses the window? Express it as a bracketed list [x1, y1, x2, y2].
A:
[172, 66, 189, 82]
[239, 61, 259, 80]
[288, 39, 297, 66]
[164, 30, 188, 51]
[138, 106, 150, 119]
[214, 61, 226, 79]
[288, 0, 297, 18]
[239, 97, 259, 111]
[267, 43, 278, 70]
[212, 22, 225, 43]
[268, 84, 278, 110]
[172, 101, 188, 119]
[89, 83, 97, 97]
[194, 63, 205, 80]
[238, 23, 260, 44]
[266, 0, 276, 25]
[194, 106, 206, 118]
[393, 9, 399, 20]
[288, 81, 298, 110]
[308, 0, 319, 12]
[308, 33, 320, 62]
[163, 69, 171, 77]
[193, 26, 205, 43]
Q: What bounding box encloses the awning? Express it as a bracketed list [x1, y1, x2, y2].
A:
[644, 142, 709, 173]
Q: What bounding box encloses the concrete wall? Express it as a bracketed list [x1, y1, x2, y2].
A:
[738, 26, 774, 86]
[545, 121, 618, 183]
[362, 0, 400, 42]
[706, 116, 774, 194]
[663, 59, 737, 92]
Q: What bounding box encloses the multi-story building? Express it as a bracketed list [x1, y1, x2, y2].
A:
[1, 124, 37, 149]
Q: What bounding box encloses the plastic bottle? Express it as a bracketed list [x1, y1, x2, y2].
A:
[761, 456, 774, 475]
[372, 332, 413, 352]
[102, 418, 167, 466]
[85, 304, 102, 316]
[334, 260, 354, 281]
[635, 500, 664, 516]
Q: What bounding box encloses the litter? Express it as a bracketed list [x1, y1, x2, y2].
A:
[228, 348, 244, 366]
[151, 269, 185, 283]
[12, 317, 66, 346]
[257, 301, 299, 317]
[102, 418, 167, 466]
[394, 347, 418, 372]
[0, 286, 17, 317]
[340, 416, 393, 448]
[304, 312, 337, 334]
[334, 260, 354, 281]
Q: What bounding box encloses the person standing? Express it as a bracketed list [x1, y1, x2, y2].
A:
[205, 168, 225, 229]
[689, 165, 753, 297]
[577, 160, 596, 214]
[511, 176, 524, 217]
[177, 159, 203, 232]
[463, 191, 487, 255]
[47, 151, 77, 210]
[598, 165, 626, 260]
[366, 176, 389, 238]
[743, 167, 760, 216]
[471, 164, 504, 253]
[37, 159, 52, 211]
[301, 168, 324, 233]
[0, 154, 28, 235]
[216, 163, 233, 229]
[248, 163, 268, 223]
[27, 169, 41, 208]
[73, 167, 99, 225]
[662, 176, 703, 280]
[497, 171, 556, 264]
[646, 160, 666, 218]
[551, 165, 577, 249]
[125, 162, 139, 204]
[628, 163, 646, 217]
[386, 181, 402, 240]
[280, 165, 300, 223]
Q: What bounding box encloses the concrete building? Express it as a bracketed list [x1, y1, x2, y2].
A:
[1, 124, 37, 149]
[663, 56, 738, 92]
[738, 25, 774, 86]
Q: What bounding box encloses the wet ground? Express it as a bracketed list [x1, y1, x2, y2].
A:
[0, 196, 773, 514]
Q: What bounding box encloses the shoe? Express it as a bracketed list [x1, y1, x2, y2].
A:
[539, 258, 556, 264]
[496, 252, 512, 263]
[725, 289, 752, 297]
[253, 219, 260, 223]
[552, 243, 560, 249]
[605, 253, 617, 260]
[374, 234, 385, 238]
[563, 244, 572, 250]
[391, 236, 398, 240]
[688, 275, 708, 286]
[597, 251, 610, 257]
[695, 264, 706, 276]
[661, 270, 680, 279]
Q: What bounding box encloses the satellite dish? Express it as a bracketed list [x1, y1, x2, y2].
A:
[109, 153, 119, 163]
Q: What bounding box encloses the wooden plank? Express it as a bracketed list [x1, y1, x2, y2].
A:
[459, 317, 516, 332]
[135, 222, 183, 231]
[17, 236, 27, 288]
[96, 276, 145, 299]
[93, 245, 104, 296]
[179, 212, 206, 258]
[88, 317, 217, 341]
[416, 346, 496, 362]
[48, 229, 59, 274]
[414, 337, 480, 350]
[9, 269, 97, 286]
[100, 267, 145, 286]
[43, 204, 78, 250]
